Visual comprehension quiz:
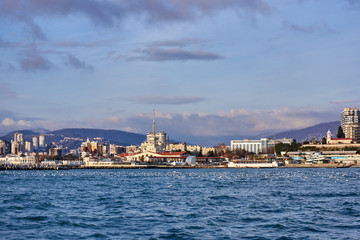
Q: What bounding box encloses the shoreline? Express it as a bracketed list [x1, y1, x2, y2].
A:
[1, 163, 359, 170]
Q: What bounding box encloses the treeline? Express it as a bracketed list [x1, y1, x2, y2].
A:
[274, 142, 300, 155]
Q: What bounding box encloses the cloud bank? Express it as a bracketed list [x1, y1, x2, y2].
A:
[0, 0, 271, 40]
[129, 96, 205, 105]
[0, 107, 339, 142]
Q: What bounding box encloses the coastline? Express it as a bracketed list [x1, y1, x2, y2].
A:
[1, 163, 359, 170]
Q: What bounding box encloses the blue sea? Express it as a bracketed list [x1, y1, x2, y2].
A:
[1, 168, 359, 240]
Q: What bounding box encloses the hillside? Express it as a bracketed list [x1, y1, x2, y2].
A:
[1, 122, 342, 147]
[1, 128, 146, 149]
[49, 128, 146, 146]
[266, 121, 340, 142]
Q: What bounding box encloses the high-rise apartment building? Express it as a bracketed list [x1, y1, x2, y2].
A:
[341, 107, 360, 141]
[33, 136, 39, 150]
[0, 140, 6, 155]
[25, 141, 33, 153]
[11, 132, 24, 155]
[39, 135, 45, 148]
[14, 132, 23, 142]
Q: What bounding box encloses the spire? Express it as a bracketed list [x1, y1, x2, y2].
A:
[152, 109, 155, 135]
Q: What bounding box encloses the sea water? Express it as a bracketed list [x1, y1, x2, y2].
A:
[0, 168, 359, 239]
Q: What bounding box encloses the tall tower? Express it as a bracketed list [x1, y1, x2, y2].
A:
[39, 135, 45, 148]
[33, 136, 39, 150]
[341, 107, 360, 140]
[327, 130, 332, 143]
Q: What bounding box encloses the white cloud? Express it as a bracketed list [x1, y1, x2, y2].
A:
[0, 107, 339, 141]
[2, 118, 16, 126]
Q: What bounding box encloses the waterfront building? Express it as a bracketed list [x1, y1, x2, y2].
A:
[33, 136, 39, 150]
[0, 140, 6, 155]
[140, 110, 167, 153]
[166, 142, 186, 152]
[231, 138, 294, 154]
[0, 155, 36, 165]
[341, 107, 360, 140]
[326, 130, 353, 144]
[109, 144, 126, 156]
[124, 151, 187, 162]
[186, 145, 202, 155]
[231, 138, 272, 154]
[126, 145, 140, 153]
[285, 151, 360, 164]
[201, 147, 216, 156]
[81, 139, 108, 157]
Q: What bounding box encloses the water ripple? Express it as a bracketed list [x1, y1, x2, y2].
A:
[0, 168, 359, 239]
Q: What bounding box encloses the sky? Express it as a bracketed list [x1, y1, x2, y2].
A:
[1, 0, 360, 145]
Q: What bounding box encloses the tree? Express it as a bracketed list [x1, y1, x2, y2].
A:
[206, 151, 215, 157]
[275, 142, 299, 156]
[337, 126, 345, 138]
[321, 137, 326, 144]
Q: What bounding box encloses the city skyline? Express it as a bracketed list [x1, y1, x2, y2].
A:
[1, 0, 360, 141]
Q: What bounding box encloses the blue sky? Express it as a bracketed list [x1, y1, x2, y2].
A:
[1, 0, 359, 144]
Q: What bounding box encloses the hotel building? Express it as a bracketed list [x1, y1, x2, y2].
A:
[231, 138, 295, 154]
[341, 107, 360, 141]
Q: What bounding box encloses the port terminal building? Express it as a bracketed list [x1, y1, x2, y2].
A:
[231, 138, 295, 154]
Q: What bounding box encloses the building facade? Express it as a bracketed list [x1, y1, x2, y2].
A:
[25, 141, 33, 153]
[0, 140, 6, 155]
[39, 135, 45, 148]
[231, 138, 294, 154]
[341, 107, 360, 141]
[140, 111, 167, 153]
[11, 132, 24, 155]
[33, 136, 39, 150]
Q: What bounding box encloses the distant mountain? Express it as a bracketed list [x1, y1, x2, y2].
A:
[266, 121, 340, 142]
[0, 122, 342, 148]
[0, 128, 146, 150]
[30, 128, 50, 134]
[1, 130, 38, 143]
[48, 128, 146, 146]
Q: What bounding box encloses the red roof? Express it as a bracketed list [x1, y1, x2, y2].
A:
[158, 151, 186, 156]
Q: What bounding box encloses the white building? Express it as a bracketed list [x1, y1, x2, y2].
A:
[25, 141, 33, 153]
[11, 132, 25, 155]
[33, 136, 39, 150]
[39, 135, 45, 148]
[231, 138, 295, 154]
[341, 107, 360, 140]
[0, 155, 36, 165]
[140, 110, 167, 153]
[186, 145, 202, 155]
[231, 138, 273, 154]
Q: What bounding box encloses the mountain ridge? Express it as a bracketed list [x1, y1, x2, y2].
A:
[0, 121, 341, 147]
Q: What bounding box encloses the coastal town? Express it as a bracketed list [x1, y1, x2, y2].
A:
[1, 107, 360, 169]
